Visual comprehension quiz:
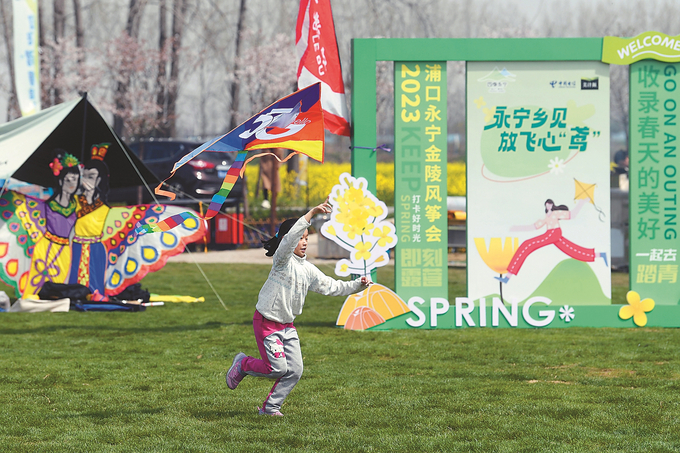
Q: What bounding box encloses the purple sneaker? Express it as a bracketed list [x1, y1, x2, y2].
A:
[258, 406, 284, 417]
[226, 352, 246, 389]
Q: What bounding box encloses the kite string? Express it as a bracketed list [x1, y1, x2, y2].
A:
[138, 151, 298, 235]
[114, 135, 162, 206]
[120, 145, 230, 311]
[183, 243, 229, 312]
[593, 203, 606, 222]
[0, 178, 9, 199]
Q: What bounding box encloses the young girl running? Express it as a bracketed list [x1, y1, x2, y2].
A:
[226, 197, 371, 416]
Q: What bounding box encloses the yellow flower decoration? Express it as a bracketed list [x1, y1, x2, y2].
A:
[353, 242, 372, 261]
[325, 225, 337, 236]
[340, 263, 349, 273]
[474, 237, 519, 274]
[473, 96, 486, 109]
[344, 222, 365, 240]
[619, 291, 655, 327]
[483, 107, 495, 123]
[333, 182, 382, 235]
[372, 226, 394, 247]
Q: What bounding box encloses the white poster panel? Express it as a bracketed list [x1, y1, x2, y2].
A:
[467, 62, 611, 306]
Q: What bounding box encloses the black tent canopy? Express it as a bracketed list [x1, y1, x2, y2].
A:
[1, 95, 159, 190]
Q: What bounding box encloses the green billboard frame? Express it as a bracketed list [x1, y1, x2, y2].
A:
[350, 37, 604, 190]
[347, 36, 680, 329]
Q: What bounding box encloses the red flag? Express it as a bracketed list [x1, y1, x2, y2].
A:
[296, 0, 350, 136]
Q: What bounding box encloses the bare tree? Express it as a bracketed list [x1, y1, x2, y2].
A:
[234, 31, 296, 122]
[103, 34, 163, 138]
[0, 0, 20, 119]
[37, 0, 45, 48]
[162, 0, 189, 137]
[228, 0, 247, 131]
[113, 0, 149, 136]
[72, 0, 85, 95]
[72, 0, 84, 48]
[155, 0, 168, 134]
[52, 0, 67, 103]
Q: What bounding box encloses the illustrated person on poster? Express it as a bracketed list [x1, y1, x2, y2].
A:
[69, 144, 111, 298]
[22, 151, 81, 297]
[495, 198, 608, 284]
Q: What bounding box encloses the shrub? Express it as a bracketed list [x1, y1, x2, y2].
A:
[246, 161, 466, 209]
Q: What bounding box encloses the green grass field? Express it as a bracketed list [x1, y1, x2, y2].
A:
[1, 264, 679, 452]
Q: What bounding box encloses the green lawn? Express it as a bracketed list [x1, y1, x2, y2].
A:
[1, 264, 679, 452]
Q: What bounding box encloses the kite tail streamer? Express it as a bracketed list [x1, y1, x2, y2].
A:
[134, 150, 299, 235]
[204, 151, 247, 218]
[135, 211, 201, 235]
[240, 151, 298, 178]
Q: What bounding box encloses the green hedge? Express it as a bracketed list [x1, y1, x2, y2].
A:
[245, 162, 465, 209]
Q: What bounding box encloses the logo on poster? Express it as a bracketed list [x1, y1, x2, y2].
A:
[549, 80, 577, 89]
[581, 78, 599, 90]
[477, 67, 516, 93]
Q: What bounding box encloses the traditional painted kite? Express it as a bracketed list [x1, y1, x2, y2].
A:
[574, 178, 606, 222]
[136, 83, 325, 235]
[0, 147, 206, 299]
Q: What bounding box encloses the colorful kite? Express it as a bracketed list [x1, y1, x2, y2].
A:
[136, 83, 325, 235]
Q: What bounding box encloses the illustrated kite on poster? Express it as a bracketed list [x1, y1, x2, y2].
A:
[136, 83, 325, 235]
[574, 178, 606, 222]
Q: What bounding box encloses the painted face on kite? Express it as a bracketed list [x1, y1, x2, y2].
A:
[545, 201, 554, 212]
[61, 172, 80, 196]
[81, 168, 101, 193]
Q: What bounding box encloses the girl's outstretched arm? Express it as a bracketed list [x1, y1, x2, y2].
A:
[304, 196, 332, 223]
[570, 198, 588, 219]
[308, 265, 370, 297]
[509, 224, 537, 232]
[273, 197, 334, 268]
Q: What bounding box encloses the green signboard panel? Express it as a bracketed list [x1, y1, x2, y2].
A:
[629, 60, 680, 305]
[350, 36, 680, 328]
[394, 61, 448, 304]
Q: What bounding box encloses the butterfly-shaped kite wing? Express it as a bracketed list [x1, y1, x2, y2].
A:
[103, 204, 206, 296]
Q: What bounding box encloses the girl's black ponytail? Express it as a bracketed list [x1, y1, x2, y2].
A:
[262, 218, 298, 257]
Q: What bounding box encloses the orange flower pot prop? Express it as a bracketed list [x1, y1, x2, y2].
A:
[336, 283, 410, 327]
[344, 306, 385, 331]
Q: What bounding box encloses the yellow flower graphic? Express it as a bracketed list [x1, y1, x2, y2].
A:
[474, 237, 519, 274]
[325, 225, 337, 236]
[619, 291, 655, 327]
[333, 183, 383, 234]
[473, 96, 486, 109]
[372, 226, 394, 247]
[483, 106, 496, 123]
[344, 221, 373, 240]
[340, 263, 349, 273]
[353, 242, 372, 261]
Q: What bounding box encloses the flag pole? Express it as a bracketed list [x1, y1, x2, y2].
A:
[80, 92, 88, 162]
